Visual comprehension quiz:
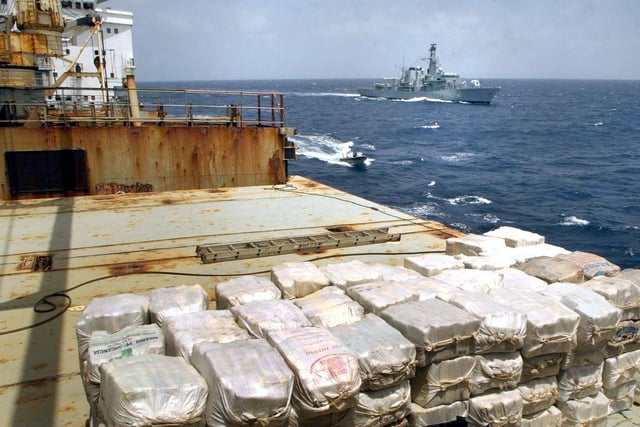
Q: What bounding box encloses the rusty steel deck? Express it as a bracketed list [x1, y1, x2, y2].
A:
[0, 175, 461, 426]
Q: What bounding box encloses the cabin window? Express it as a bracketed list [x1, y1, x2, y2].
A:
[83, 2, 93, 9]
[114, 28, 119, 34]
[61, 1, 72, 7]
[74, 2, 80, 8]
[5, 150, 89, 195]
[106, 28, 111, 34]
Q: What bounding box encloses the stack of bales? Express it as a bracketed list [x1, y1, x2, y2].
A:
[76, 226, 640, 426]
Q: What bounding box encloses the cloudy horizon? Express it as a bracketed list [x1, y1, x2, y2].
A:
[105, 0, 640, 82]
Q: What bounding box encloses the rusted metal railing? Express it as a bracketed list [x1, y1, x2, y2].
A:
[0, 87, 288, 128]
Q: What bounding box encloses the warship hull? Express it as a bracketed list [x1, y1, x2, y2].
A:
[358, 86, 499, 104]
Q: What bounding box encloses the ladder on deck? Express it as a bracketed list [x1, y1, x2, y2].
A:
[196, 228, 401, 264]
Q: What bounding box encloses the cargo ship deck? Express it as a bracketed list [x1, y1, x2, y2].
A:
[0, 175, 463, 426]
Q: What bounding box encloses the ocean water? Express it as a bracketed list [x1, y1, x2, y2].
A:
[142, 79, 640, 269]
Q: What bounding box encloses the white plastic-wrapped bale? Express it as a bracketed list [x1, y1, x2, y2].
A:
[190, 339, 294, 427]
[293, 286, 364, 328]
[469, 352, 523, 395]
[517, 376, 558, 416]
[271, 261, 330, 299]
[616, 268, 640, 286]
[214, 275, 281, 309]
[380, 299, 479, 366]
[555, 392, 609, 427]
[288, 407, 352, 427]
[489, 288, 579, 358]
[484, 226, 545, 248]
[520, 353, 564, 383]
[580, 275, 640, 320]
[410, 355, 475, 408]
[319, 260, 383, 290]
[605, 380, 636, 414]
[344, 280, 418, 316]
[467, 389, 523, 427]
[446, 233, 507, 256]
[404, 254, 464, 277]
[267, 326, 360, 421]
[100, 354, 207, 426]
[555, 250, 621, 280]
[398, 277, 460, 301]
[556, 363, 603, 402]
[85, 324, 164, 386]
[496, 267, 548, 292]
[329, 313, 416, 391]
[602, 349, 640, 391]
[517, 256, 584, 283]
[368, 263, 425, 281]
[432, 268, 504, 293]
[487, 243, 570, 265]
[521, 405, 562, 427]
[83, 324, 164, 421]
[76, 293, 149, 377]
[231, 299, 311, 339]
[407, 401, 467, 427]
[149, 284, 208, 327]
[456, 253, 517, 271]
[540, 282, 622, 353]
[345, 380, 411, 427]
[561, 346, 605, 370]
[162, 310, 251, 362]
[444, 290, 527, 354]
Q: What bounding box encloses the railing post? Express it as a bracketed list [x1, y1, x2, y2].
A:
[270, 94, 276, 126]
[257, 95, 262, 125]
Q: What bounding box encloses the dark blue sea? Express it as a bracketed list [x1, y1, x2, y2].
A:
[142, 79, 640, 269]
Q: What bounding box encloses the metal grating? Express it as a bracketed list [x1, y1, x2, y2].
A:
[196, 228, 401, 264]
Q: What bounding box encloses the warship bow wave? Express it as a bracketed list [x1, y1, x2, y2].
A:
[358, 44, 500, 104]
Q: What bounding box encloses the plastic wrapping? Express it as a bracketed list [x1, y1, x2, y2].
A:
[380, 299, 479, 366]
[268, 326, 360, 420]
[541, 282, 622, 352]
[517, 377, 558, 416]
[604, 319, 640, 357]
[521, 405, 562, 427]
[484, 226, 545, 248]
[86, 324, 164, 385]
[556, 392, 609, 427]
[231, 299, 311, 339]
[319, 260, 383, 290]
[520, 353, 563, 383]
[214, 275, 281, 309]
[581, 275, 640, 320]
[556, 362, 603, 402]
[556, 250, 620, 279]
[517, 256, 584, 283]
[398, 277, 459, 301]
[467, 389, 523, 427]
[606, 381, 635, 414]
[346, 381, 411, 427]
[446, 233, 507, 256]
[162, 310, 251, 362]
[345, 280, 418, 316]
[446, 291, 527, 354]
[329, 313, 416, 391]
[190, 339, 294, 427]
[403, 254, 464, 277]
[293, 286, 364, 328]
[602, 349, 640, 389]
[469, 352, 523, 395]
[149, 284, 209, 327]
[100, 354, 207, 426]
[456, 253, 516, 270]
[432, 268, 504, 293]
[496, 267, 548, 292]
[368, 263, 424, 281]
[271, 261, 330, 299]
[407, 401, 467, 427]
[410, 355, 475, 408]
[489, 287, 579, 358]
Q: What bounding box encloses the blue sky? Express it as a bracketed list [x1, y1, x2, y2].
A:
[105, 0, 640, 81]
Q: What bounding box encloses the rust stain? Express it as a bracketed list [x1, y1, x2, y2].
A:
[108, 262, 151, 276]
[161, 198, 175, 205]
[326, 226, 354, 232]
[95, 182, 153, 195]
[16, 390, 53, 404]
[0, 358, 11, 364]
[33, 363, 48, 371]
[9, 291, 32, 299]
